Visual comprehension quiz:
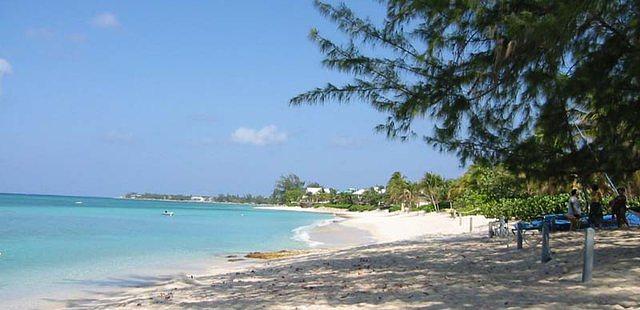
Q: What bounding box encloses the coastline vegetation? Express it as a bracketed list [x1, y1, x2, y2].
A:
[128, 0, 640, 222]
[125, 163, 640, 220]
[284, 166, 639, 219]
[122, 192, 272, 205]
[286, 0, 640, 221]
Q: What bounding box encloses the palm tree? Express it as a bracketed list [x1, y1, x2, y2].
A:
[418, 172, 447, 212]
[401, 188, 415, 212]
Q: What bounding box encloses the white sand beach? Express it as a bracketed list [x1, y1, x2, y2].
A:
[59, 209, 640, 309]
[258, 206, 492, 244]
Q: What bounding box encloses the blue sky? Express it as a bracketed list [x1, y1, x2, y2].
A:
[0, 1, 463, 197]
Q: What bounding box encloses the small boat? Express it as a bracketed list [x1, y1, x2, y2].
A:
[162, 210, 174, 216]
[75, 201, 83, 204]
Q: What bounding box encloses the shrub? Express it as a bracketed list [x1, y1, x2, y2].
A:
[348, 204, 377, 212]
[314, 203, 378, 212]
[414, 204, 437, 212]
[314, 203, 351, 209]
[477, 194, 569, 220]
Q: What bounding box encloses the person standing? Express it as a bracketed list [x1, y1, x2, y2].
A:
[610, 187, 630, 228]
[567, 189, 582, 230]
[588, 184, 603, 228]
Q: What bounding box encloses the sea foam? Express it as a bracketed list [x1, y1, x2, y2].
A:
[291, 218, 338, 247]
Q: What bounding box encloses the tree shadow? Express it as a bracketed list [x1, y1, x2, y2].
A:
[63, 231, 640, 309]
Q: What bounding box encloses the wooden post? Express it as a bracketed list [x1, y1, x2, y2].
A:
[488, 222, 494, 238]
[459, 215, 462, 226]
[516, 222, 523, 250]
[469, 217, 473, 233]
[541, 220, 551, 263]
[582, 228, 595, 283]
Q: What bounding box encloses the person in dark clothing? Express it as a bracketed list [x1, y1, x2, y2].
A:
[588, 184, 603, 228]
[610, 187, 629, 228]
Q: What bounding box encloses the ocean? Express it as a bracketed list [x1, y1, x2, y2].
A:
[0, 193, 332, 308]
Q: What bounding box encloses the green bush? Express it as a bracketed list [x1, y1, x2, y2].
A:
[476, 194, 569, 220]
[314, 203, 378, 212]
[414, 204, 437, 212]
[314, 203, 351, 209]
[452, 191, 488, 213]
[348, 204, 377, 212]
[628, 197, 640, 212]
[388, 205, 402, 212]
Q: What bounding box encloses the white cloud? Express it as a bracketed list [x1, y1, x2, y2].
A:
[0, 59, 12, 76]
[91, 12, 120, 28]
[0, 58, 12, 95]
[231, 125, 287, 146]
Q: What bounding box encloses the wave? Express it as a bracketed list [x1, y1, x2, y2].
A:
[291, 218, 339, 248]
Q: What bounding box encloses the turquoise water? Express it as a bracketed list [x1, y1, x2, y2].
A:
[0, 193, 331, 306]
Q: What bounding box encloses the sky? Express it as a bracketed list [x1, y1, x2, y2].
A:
[0, 1, 464, 197]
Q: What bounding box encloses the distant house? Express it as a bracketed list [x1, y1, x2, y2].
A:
[416, 197, 432, 207]
[305, 187, 331, 195]
[373, 186, 386, 194]
[352, 189, 367, 196]
[191, 196, 205, 202]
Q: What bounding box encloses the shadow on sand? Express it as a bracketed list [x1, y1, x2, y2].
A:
[61, 230, 640, 309]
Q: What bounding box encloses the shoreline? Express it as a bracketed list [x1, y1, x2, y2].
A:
[254, 204, 355, 215]
[15, 205, 494, 309]
[262, 205, 494, 246]
[53, 210, 496, 308]
[67, 228, 640, 309]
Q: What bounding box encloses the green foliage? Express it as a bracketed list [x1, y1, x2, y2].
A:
[414, 204, 437, 213]
[629, 197, 640, 212]
[293, 0, 640, 184]
[361, 188, 384, 206]
[306, 182, 322, 187]
[451, 190, 489, 214]
[448, 164, 572, 220]
[417, 172, 450, 209]
[315, 203, 350, 209]
[385, 171, 413, 208]
[315, 203, 377, 212]
[388, 205, 402, 212]
[451, 165, 523, 201]
[283, 188, 304, 205]
[272, 174, 305, 204]
[333, 192, 355, 205]
[347, 204, 377, 212]
[478, 194, 570, 221]
[386, 172, 406, 202]
[123, 192, 273, 204]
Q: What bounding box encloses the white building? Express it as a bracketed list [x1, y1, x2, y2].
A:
[306, 187, 331, 195]
[352, 189, 367, 196]
[191, 196, 205, 202]
[373, 186, 386, 194]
